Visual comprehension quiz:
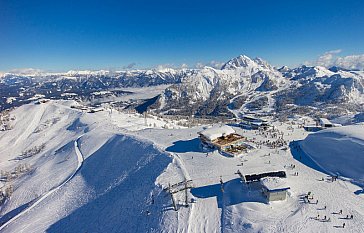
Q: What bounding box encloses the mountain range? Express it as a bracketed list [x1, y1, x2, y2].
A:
[1, 55, 363, 119]
[154, 55, 364, 119]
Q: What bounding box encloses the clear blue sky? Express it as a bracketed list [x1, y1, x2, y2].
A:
[1, 0, 364, 71]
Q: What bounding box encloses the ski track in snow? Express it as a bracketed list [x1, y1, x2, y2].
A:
[0, 104, 45, 156]
[14, 104, 45, 147]
[0, 134, 85, 231]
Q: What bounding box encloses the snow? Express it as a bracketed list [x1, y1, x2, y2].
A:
[66, 70, 110, 76]
[300, 125, 364, 187]
[0, 100, 364, 232]
[0, 135, 84, 231]
[260, 177, 289, 191]
[198, 125, 236, 141]
[161, 54, 288, 112]
[319, 118, 332, 126]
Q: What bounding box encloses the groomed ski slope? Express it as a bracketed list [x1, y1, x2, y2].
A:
[0, 101, 363, 233]
[0, 135, 84, 231]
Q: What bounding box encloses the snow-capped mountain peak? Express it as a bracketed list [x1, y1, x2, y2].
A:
[152, 54, 364, 117]
[65, 70, 111, 76]
[253, 57, 273, 70]
[156, 55, 288, 116]
[278, 66, 291, 73]
[221, 55, 257, 70]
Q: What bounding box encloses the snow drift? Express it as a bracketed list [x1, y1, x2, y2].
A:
[300, 125, 364, 186]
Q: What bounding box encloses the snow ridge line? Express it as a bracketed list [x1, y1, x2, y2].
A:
[0, 134, 85, 231]
[171, 153, 191, 181]
[169, 153, 195, 233]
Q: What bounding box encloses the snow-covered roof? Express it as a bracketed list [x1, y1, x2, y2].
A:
[304, 125, 318, 128]
[242, 115, 267, 123]
[198, 125, 235, 141]
[260, 177, 290, 192]
[319, 118, 332, 125]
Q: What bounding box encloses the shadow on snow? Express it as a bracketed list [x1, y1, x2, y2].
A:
[290, 140, 364, 195]
[191, 178, 265, 208]
[47, 135, 172, 233]
[0, 200, 33, 226]
[166, 138, 201, 153]
[290, 140, 327, 174]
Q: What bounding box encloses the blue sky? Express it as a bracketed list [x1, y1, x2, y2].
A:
[1, 0, 364, 71]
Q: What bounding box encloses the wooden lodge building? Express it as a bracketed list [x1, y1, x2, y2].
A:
[198, 125, 254, 156]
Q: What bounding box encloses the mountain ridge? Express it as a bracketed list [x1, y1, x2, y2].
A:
[1, 54, 363, 119]
[153, 55, 364, 118]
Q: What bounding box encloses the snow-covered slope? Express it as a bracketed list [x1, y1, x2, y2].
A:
[0, 101, 190, 232]
[4, 133, 173, 233]
[2, 55, 364, 119]
[158, 55, 287, 116]
[154, 55, 364, 118]
[300, 125, 364, 186]
[1, 101, 364, 232]
[277, 66, 364, 106]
